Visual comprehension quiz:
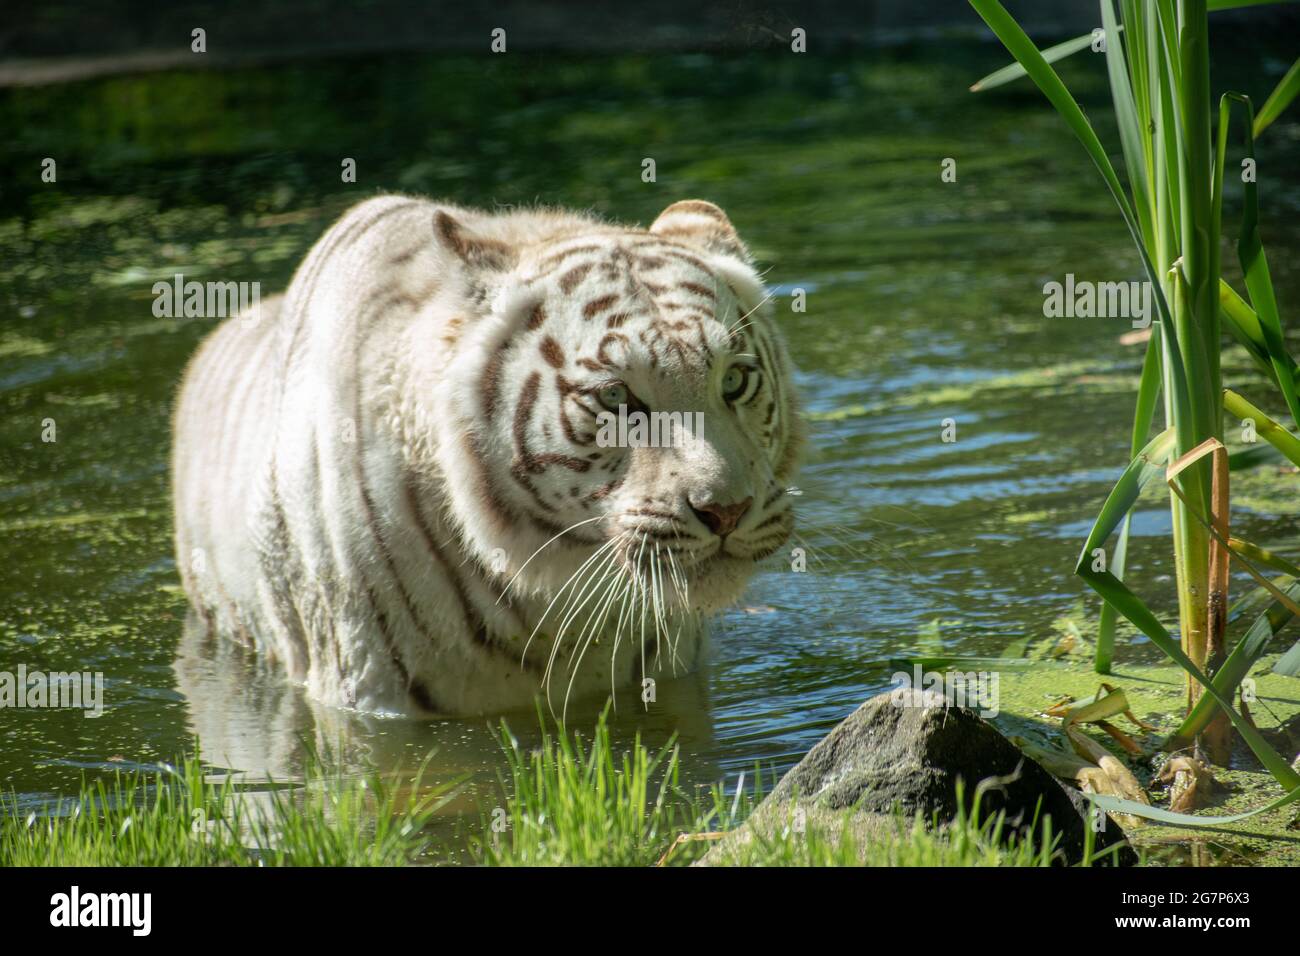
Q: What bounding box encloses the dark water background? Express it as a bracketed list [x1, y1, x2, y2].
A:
[2, 39, 1299, 849]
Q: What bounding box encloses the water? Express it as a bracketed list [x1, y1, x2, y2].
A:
[3, 44, 1299, 840]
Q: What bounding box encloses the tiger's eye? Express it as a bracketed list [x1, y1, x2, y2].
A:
[598, 383, 629, 410]
[722, 366, 750, 401]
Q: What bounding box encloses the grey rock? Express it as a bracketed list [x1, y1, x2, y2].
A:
[698, 687, 1136, 866]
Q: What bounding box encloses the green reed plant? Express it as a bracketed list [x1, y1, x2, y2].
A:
[969, 0, 1300, 816]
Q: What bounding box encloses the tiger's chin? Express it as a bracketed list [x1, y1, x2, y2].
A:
[682, 562, 755, 614]
[667, 550, 778, 615]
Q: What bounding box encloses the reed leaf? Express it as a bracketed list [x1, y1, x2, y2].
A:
[969, 1, 1291, 95]
[1253, 55, 1300, 136]
[970, 31, 1107, 92]
[1096, 327, 1164, 673]
[1089, 778, 1300, 827]
[1223, 389, 1300, 466]
[1172, 579, 1300, 741]
[1219, 93, 1300, 430]
[967, 0, 1193, 443]
[1276, 637, 1300, 676]
[1219, 278, 1293, 384]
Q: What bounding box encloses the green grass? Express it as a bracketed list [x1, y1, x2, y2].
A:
[468, 709, 1090, 866]
[2, 750, 457, 866]
[4, 711, 1108, 867]
[692, 798, 1085, 867]
[464, 709, 724, 866]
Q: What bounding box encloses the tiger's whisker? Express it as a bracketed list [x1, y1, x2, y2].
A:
[664, 548, 693, 673]
[725, 289, 775, 335]
[634, 535, 650, 694]
[649, 544, 672, 673]
[498, 513, 623, 603]
[550, 539, 623, 654]
[606, 554, 644, 706]
[543, 538, 627, 710]
[520, 534, 621, 670]
[790, 531, 831, 570]
[562, 560, 633, 721]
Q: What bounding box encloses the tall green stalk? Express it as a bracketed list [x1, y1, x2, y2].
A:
[1171, 2, 1232, 757]
[969, 0, 1300, 789]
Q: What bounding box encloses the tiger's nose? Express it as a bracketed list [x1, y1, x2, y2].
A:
[688, 495, 753, 538]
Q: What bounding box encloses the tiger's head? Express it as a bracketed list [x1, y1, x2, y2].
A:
[433, 200, 802, 621]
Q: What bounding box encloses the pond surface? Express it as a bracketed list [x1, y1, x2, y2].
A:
[3, 42, 1299, 853]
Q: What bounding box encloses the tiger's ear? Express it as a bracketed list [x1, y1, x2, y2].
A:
[433, 209, 516, 272]
[649, 200, 751, 263]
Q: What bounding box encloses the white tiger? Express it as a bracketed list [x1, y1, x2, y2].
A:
[171, 196, 802, 716]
